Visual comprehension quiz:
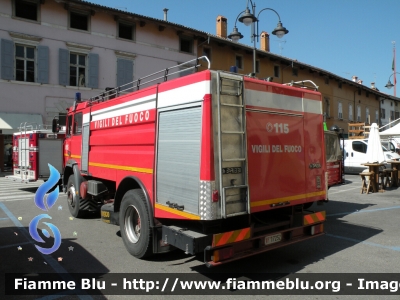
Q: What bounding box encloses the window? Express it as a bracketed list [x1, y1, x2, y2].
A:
[292, 68, 298, 76]
[357, 105, 361, 122]
[203, 47, 211, 61]
[352, 141, 367, 154]
[14, 0, 38, 21]
[69, 53, 87, 87]
[118, 22, 134, 40]
[381, 108, 386, 119]
[15, 44, 35, 82]
[366, 108, 370, 123]
[338, 102, 343, 119]
[66, 115, 72, 137]
[235, 55, 243, 69]
[58, 113, 67, 128]
[1, 37, 48, 83]
[179, 36, 193, 53]
[274, 65, 280, 78]
[338, 82, 342, 89]
[255, 60, 260, 73]
[349, 104, 353, 121]
[366, 91, 369, 97]
[324, 97, 330, 118]
[391, 110, 395, 121]
[59, 47, 98, 88]
[73, 113, 83, 135]
[325, 78, 329, 84]
[70, 11, 89, 31]
[396, 111, 400, 120]
[376, 110, 379, 123]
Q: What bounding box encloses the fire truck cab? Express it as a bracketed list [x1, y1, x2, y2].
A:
[62, 57, 328, 266]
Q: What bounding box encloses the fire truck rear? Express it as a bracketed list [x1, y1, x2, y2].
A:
[62, 57, 328, 267]
[7, 122, 64, 183]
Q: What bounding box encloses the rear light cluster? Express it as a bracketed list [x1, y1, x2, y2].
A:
[311, 224, 324, 235]
[212, 190, 219, 202]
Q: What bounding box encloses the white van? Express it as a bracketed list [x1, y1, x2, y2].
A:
[381, 138, 400, 154]
[343, 139, 400, 174]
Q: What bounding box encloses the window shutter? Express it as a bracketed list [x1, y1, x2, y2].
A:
[37, 45, 49, 84]
[87, 53, 99, 89]
[116, 58, 133, 90]
[1, 39, 14, 80]
[59, 48, 69, 86]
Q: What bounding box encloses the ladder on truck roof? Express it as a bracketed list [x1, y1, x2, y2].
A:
[90, 56, 211, 103]
[216, 72, 249, 218]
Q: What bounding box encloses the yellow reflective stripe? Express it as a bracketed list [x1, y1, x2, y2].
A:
[155, 203, 200, 220]
[251, 191, 326, 208]
[89, 162, 153, 174]
[64, 153, 81, 159]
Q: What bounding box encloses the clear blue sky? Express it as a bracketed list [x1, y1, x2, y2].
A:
[90, 0, 400, 95]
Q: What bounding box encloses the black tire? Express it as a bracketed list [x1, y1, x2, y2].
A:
[67, 175, 85, 218]
[119, 189, 152, 258]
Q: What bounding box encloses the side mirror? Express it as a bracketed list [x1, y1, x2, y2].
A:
[52, 118, 60, 133]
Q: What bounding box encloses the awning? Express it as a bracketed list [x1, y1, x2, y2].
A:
[379, 123, 400, 138]
[0, 112, 43, 134]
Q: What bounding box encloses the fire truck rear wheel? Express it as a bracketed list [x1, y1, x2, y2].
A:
[120, 189, 152, 258]
[67, 175, 85, 218]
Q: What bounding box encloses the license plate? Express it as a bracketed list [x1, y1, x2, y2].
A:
[222, 167, 242, 174]
[265, 233, 282, 245]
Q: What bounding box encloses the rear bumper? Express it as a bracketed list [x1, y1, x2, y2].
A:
[204, 223, 324, 267]
[204, 210, 326, 267]
[5, 175, 37, 183]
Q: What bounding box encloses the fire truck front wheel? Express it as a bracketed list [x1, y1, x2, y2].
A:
[67, 175, 85, 218]
[120, 189, 152, 258]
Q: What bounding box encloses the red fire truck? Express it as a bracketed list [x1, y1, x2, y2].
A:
[6, 122, 64, 183]
[60, 57, 328, 266]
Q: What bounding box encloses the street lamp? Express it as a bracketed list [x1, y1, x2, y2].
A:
[385, 72, 400, 89]
[228, 0, 289, 75]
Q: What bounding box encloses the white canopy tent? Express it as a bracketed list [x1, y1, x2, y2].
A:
[379, 123, 400, 138]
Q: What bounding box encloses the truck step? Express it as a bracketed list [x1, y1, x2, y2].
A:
[101, 203, 119, 225]
[162, 225, 212, 255]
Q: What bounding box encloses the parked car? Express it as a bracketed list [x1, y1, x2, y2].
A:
[343, 139, 400, 174]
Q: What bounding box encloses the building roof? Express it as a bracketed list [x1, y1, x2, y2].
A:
[62, 0, 399, 101]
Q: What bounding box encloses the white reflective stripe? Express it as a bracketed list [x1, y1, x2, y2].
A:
[303, 98, 322, 114]
[91, 100, 155, 121]
[91, 95, 156, 116]
[245, 89, 302, 111]
[83, 113, 90, 124]
[245, 90, 322, 114]
[157, 81, 210, 108]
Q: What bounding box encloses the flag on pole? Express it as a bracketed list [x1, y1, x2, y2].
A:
[393, 57, 397, 84]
